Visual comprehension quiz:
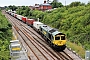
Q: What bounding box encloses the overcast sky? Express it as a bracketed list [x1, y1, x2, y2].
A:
[0, 0, 90, 7]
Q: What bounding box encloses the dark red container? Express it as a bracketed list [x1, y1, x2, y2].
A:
[26, 19, 35, 26]
[22, 17, 27, 23]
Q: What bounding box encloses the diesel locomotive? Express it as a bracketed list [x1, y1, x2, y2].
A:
[39, 25, 66, 50]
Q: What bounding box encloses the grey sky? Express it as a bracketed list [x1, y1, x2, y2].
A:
[0, 0, 90, 7]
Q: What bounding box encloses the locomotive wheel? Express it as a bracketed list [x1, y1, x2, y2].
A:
[50, 43, 54, 48]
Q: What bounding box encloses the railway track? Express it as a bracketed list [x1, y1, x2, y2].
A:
[6, 14, 51, 60]
[4, 11, 59, 60]
[20, 23, 73, 60]
[22, 25, 74, 60]
[2, 10, 81, 60]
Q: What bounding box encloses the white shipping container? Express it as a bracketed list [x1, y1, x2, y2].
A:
[14, 14, 17, 17]
[11, 13, 15, 16]
[16, 15, 23, 20]
[33, 22, 43, 30]
[9, 12, 12, 15]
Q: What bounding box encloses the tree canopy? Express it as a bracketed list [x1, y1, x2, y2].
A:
[69, 1, 85, 7]
[50, 0, 63, 8]
[0, 10, 12, 60]
[6, 5, 18, 11]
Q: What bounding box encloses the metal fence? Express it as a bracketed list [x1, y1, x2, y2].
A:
[9, 40, 29, 60]
[85, 51, 90, 60]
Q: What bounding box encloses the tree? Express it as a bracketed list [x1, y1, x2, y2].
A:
[87, 1, 90, 5]
[51, 0, 63, 8]
[69, 1, 85, 7]
[0, 10, 12, 60]
[8, 5, 18, 11]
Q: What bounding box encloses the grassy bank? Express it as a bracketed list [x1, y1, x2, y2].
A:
[0, 10, 12, 60]
[67, 41, 85, 58]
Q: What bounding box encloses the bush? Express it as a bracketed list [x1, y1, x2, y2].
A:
[0, 10, 12, 59]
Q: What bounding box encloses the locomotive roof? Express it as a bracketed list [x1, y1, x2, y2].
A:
[40, 25, 53, 31]
[52, 31, 62, 36]
[49, 29, 56, 33]
[40, 25, 62, 36]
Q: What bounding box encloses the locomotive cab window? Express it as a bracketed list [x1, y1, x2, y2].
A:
[55, 35, 60, 40]
[55, 36, 60, 40]
[61, 35, 65, 40]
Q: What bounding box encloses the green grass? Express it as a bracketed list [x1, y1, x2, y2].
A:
[0, 51, 10, 60]
[12, 34, 17, 40]
[66, 41, 85, 59]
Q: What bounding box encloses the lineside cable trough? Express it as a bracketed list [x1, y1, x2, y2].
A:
[9, 40, 29, 60]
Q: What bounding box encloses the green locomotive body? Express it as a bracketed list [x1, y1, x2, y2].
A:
[39, 25, 66, 50]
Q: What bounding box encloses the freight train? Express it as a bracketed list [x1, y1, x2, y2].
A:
[6, 10, 66, 51]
